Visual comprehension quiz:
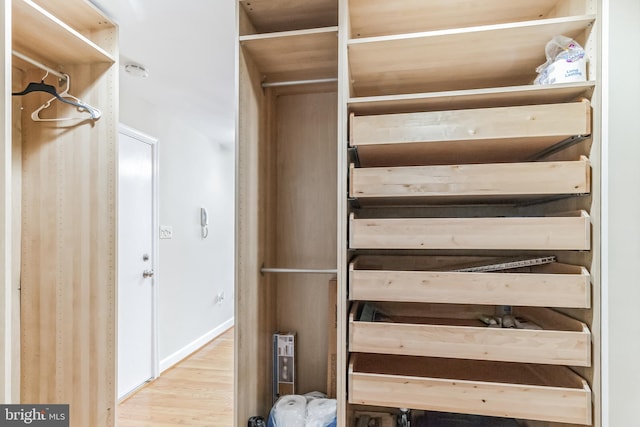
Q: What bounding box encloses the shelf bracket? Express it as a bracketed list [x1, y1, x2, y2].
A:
[528, 135, 588, 161]
[348, 146, 361, 167]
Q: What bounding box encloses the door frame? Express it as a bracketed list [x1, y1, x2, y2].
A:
[118, 123, 160, 383]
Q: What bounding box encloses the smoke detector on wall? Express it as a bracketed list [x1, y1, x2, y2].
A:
[124, 63, 149, 78]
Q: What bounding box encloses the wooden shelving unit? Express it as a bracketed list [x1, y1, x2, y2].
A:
[344, 1, 599, 425]
[348, 15, 595, 96]
[6, 0, 119, 425]
[349, 0, 589, 38]
[239, 27, 338, 83]
[349, 256, 591, 308]
[349, 302, 591, 366]
[236, 0, 601, 425]
[12, 0, 115, 65]
[348, 81, 596, 115]
[239, 0, 337, 34]
[349, 354, 592, 425]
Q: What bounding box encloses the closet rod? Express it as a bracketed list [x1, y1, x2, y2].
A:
[261, 267, 338, 274]
[12, 50, 66, 80]
[262, 78, 338, 88]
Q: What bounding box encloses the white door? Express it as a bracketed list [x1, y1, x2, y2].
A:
[118, 125, 158, 399]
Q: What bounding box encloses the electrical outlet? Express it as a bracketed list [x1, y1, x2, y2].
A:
[215, 292, 225, 305]
[159, 225, 173, 239]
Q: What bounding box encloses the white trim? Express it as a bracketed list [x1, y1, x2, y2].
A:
[160, 317, 234, 373]
[600, 0, 610, 425]
[117, 123, 160, 381]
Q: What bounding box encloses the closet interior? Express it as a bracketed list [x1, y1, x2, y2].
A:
[237, 0, 340, 422]
[237, 0, 600, 426]
[8, 0, 118, 425]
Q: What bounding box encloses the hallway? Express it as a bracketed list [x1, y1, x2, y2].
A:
[117, 328, 233, 426]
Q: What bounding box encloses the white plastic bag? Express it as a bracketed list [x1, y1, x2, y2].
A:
[267, 393, 337, 427]
[534, 35, 587, 85]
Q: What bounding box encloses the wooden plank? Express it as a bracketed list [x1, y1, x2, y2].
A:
[352, 101, 590, 147]
[20, 59, 117, 427]
[349, 211, 591, 250]
[350, 262, 591, 308]
[348, 15, 595, 97]
[240, 27, 338, 83]
[235, 50, 275, 425]
[31, 0, 116, 31]
[348, 0, 584, 38]
[275, 91, 338, 395]
[327, 277, 337, 398]
[351, 102, 591, 167]
[350, 355, 591, 425]
[350, 157, 590, 200]
[239, 0, 337, 33]
[12, 0, 115, 66]
[348, 82, 596, 115]
[349, 303, 590, 366]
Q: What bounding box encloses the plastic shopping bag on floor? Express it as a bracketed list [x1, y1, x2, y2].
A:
[267, 394, 337, 427]
[534, 35, 587, 85]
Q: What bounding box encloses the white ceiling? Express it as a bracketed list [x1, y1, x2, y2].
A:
[90, 0, 237, 146]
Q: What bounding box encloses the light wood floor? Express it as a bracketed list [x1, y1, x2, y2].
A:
[117, 328, 234, 427]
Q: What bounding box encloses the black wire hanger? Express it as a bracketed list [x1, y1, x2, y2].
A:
[12, 73, 97, 119]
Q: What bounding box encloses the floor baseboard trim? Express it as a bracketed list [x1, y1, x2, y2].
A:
[159, 317, 234, 373]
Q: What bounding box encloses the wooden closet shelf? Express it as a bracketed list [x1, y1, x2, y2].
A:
[349, 255, 591, 308]
[348, 15, 595, 97]
[348, 82, 596, 115]
[240, 27, 338, 83]
[31, 0, 116, 31]
[13, 0, 115, 65]
[349, 211, 591, 251]
[349, 156, 590, 205]
[349, 354, 592, 425]
[349, 302, 591, 366]
[239, 0, 337, 34]
[350, 101, 591, 167]
[349, 0, 588, 38]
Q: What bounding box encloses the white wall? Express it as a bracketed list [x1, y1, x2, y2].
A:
[604, 0, 640, 424]
[119, 88, 235, 368]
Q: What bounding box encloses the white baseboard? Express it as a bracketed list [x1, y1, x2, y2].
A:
[159, 317, 234, 373]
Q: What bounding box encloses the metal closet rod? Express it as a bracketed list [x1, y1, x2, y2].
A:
[262, 77, 338, 88]
[261, 267, 338, 274]
[12, 51, 67, 81]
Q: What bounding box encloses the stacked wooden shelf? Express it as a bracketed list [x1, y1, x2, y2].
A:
[239, 27, 338, 83]
[349, 256, 591, 308]
[12, 0, 115, 66]
[349, 354, 592, 425]
[345, 0, 596, 424]
[349, 302, 590, 366]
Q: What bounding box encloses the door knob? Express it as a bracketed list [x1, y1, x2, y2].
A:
[142, 269, 154, 278]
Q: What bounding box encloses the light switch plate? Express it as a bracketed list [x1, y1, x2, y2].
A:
[159, 225, 173, 239]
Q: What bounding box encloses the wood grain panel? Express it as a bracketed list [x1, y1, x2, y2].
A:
[240, 27, 338, 83]
[235, 49, 275, 425]
[350, 157, 590, 201]
[275, 91, 337, 394]
[12, 0, 115, 65]
[350, 261, 590, 308]
[20, 55, 117, 427]
[239, 0, 337, 34]
[348, 16, 594, 96]
[349, 0, 585, 38]
[350, 211, 591, 250]
[349, 303, 590, 366]
[348, 82, 596, 115]
[350, 355, 592, 425]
